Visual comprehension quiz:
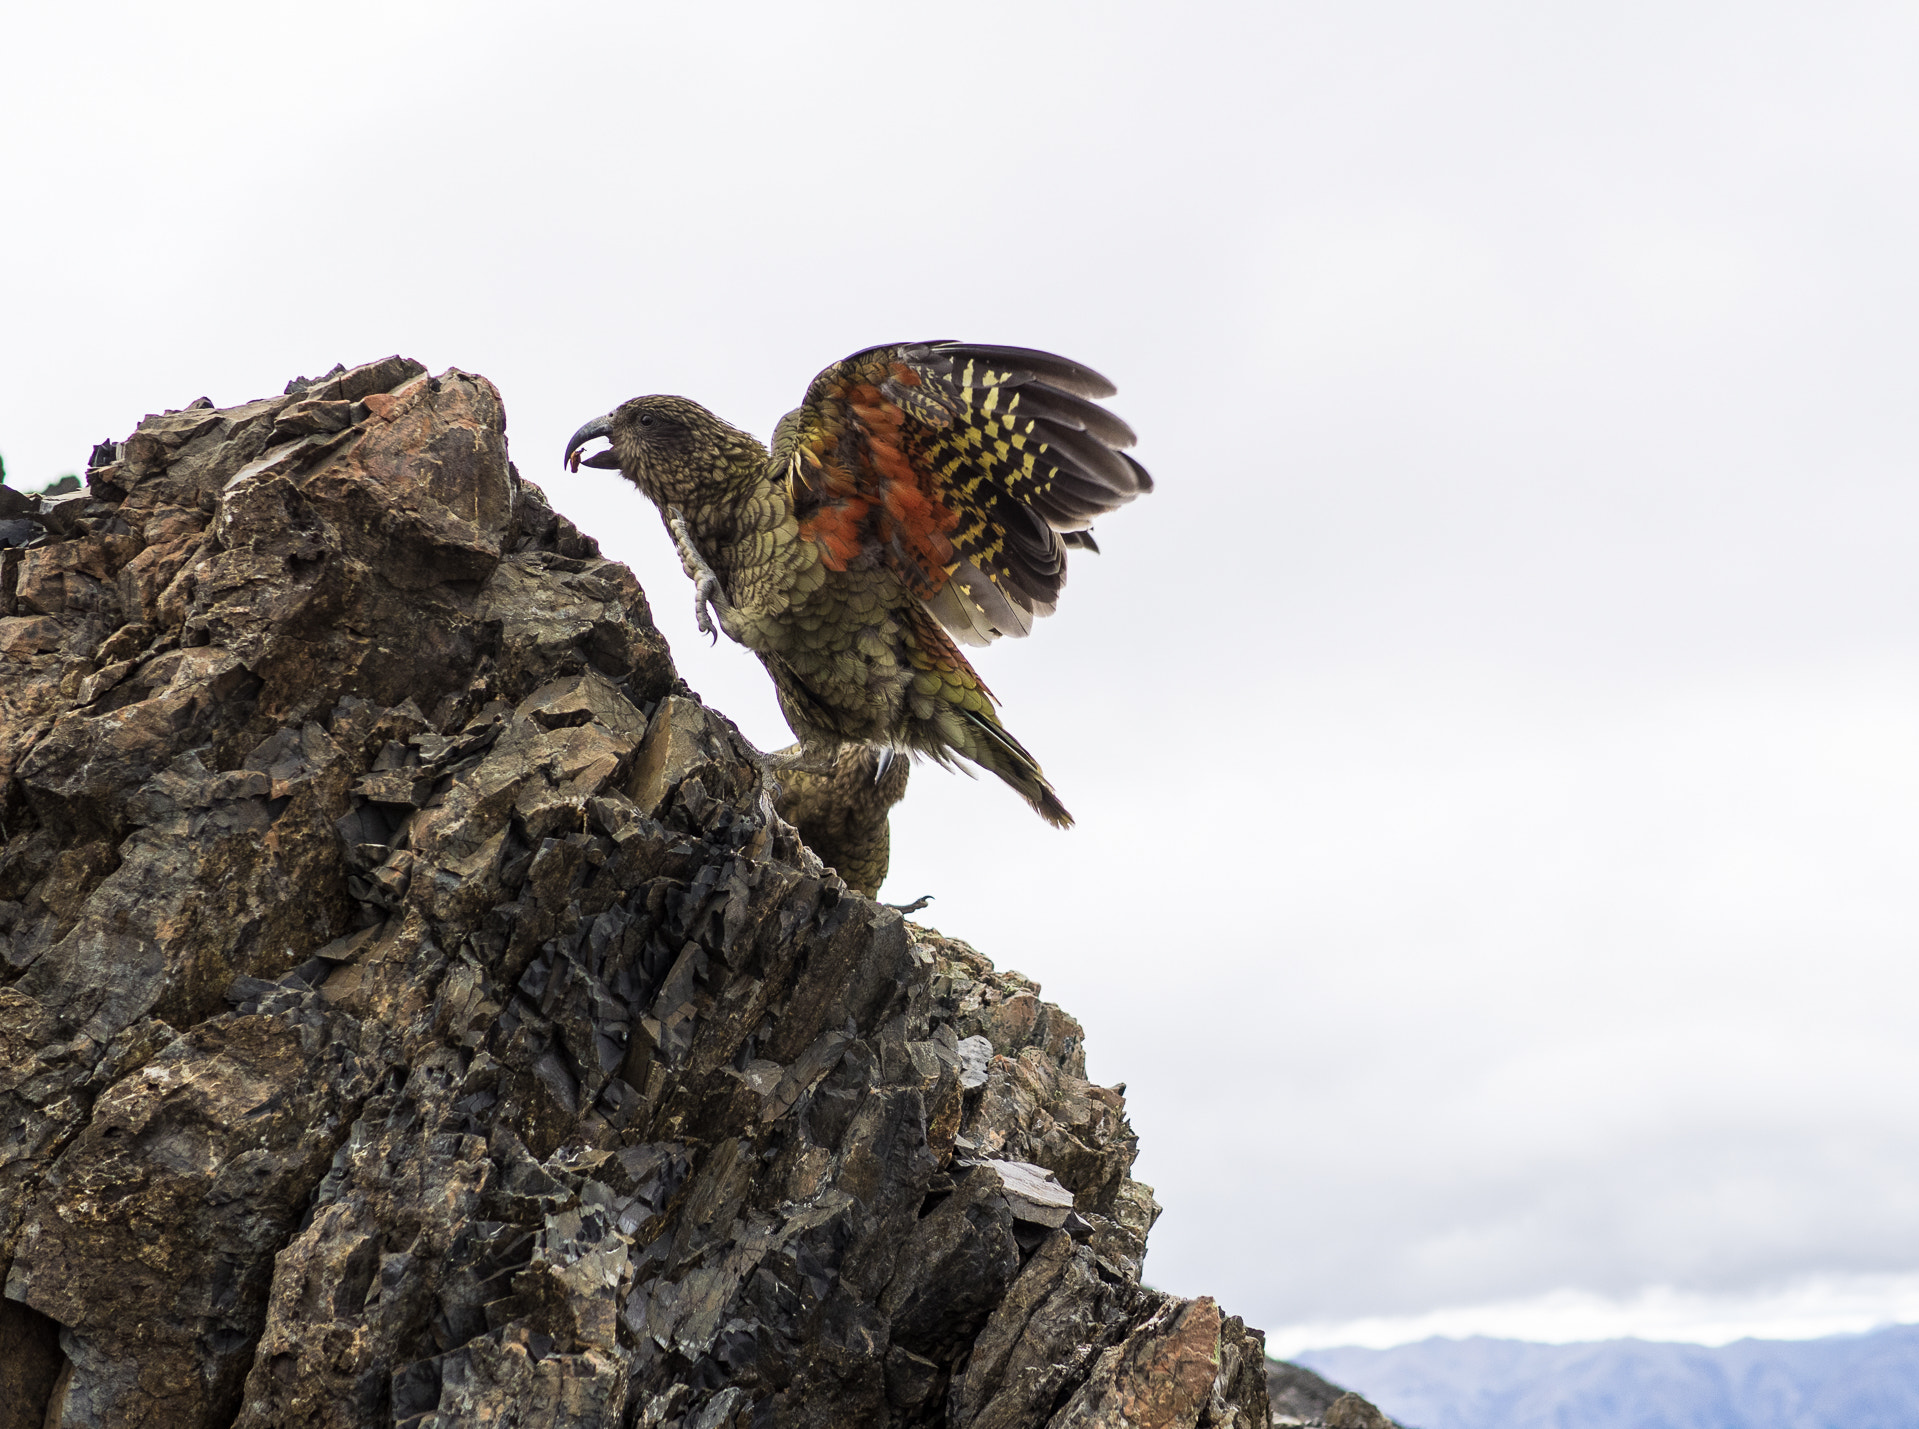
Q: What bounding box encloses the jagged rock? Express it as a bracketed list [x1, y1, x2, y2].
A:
[1262, 1361, 1400, 1428]
[1319, 1394, 1394, 1429]
[0, 359, 1269, 1429]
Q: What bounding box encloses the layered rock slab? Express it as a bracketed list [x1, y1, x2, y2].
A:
[0, 360, 1268, 1429]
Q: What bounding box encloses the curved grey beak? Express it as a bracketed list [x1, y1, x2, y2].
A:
[563, 415, 621, 472]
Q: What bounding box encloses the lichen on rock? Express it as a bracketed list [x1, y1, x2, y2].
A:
[0, 359, 1269, 1429]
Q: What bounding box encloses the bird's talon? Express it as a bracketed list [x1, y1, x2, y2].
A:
[693, 574, 724, 643]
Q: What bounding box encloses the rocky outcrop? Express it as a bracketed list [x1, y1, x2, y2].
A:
[0, 361, 1269, 1429]
[1262, 1361, 1401, 1428]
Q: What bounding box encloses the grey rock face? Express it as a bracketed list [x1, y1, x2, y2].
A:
[1263, 1360, 1402, 1428]
[0, 361, 1269, 1429]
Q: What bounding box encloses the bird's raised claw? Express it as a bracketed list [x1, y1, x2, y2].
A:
[667, 506, 724, 645]
[692, 577, 720, 645]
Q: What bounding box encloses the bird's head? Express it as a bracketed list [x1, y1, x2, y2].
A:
[563, 395, 757, 507]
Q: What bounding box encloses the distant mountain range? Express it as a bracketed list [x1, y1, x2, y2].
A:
[1293, 1323, 1919, 1429]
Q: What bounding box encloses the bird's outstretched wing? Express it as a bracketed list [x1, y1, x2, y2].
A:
[769, 341, 1152, 646]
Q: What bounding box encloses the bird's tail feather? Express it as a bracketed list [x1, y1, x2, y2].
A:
[959, 709, 1073, 828]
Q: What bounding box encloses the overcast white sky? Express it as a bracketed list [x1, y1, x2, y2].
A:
[5, 2, 1917, 1354]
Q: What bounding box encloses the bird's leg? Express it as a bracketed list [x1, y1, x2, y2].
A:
[666, 506, 738, 645]
[763, 741, 841, 776]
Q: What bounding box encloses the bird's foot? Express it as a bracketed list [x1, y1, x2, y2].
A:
[883, 895, 934, 916]
[691, 579, 721, 645]
[666, 506, 726, 645]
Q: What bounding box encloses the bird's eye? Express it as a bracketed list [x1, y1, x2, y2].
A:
[638, 414, 654, 428]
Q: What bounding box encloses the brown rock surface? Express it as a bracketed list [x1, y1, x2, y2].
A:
[0, 360, 1268, 1428]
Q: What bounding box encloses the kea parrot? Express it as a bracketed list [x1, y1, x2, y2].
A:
[770, 742, 914, 901]
[564, 341, 1151, 826]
